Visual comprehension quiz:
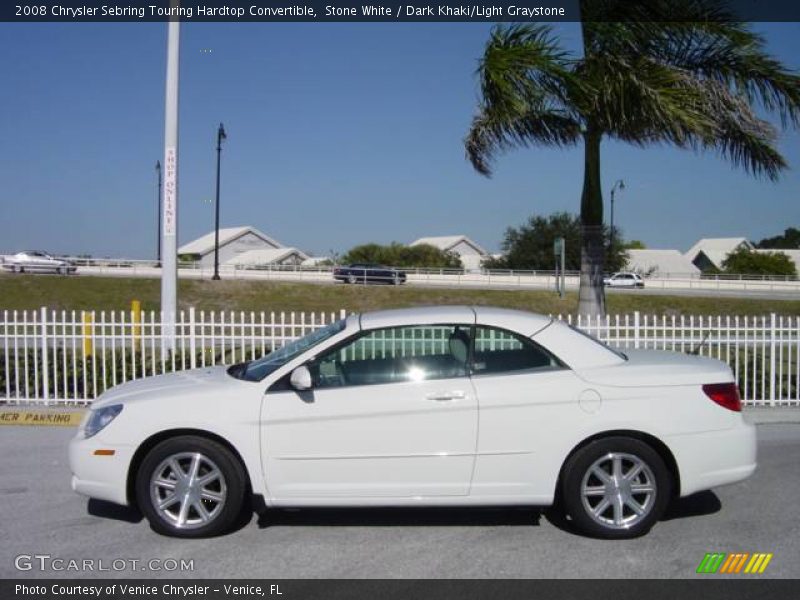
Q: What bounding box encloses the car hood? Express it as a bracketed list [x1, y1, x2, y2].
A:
[91, 366, 249, 407]
[575, 348, 733, 387]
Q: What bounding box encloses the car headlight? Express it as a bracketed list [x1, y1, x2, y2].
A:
[84, 405, 123, 438]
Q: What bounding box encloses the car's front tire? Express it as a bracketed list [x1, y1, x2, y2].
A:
[560, 437, 671, 539]
[135, 435, 248, 538]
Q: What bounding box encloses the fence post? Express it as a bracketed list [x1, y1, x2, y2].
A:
[189, 306, 197, 370]
[131, 299, 141, 345]
[769, 312, 776, 406]
[634, 311, 641, 349]
[340, 309, 347, 320]
[82, 312, 93, 357]
[40, 307, 49, 405]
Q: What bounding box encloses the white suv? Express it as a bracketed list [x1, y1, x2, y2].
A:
[603, 272, 645, 288]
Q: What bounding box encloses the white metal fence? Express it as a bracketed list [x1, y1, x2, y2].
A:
[1, 308, 797, 407]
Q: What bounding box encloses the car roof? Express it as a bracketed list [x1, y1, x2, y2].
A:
[353, 305, 623, 369]
[357, 305, 553, 335]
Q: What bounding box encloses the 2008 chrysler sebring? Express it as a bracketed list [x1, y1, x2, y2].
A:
[69, 306, 756, 539]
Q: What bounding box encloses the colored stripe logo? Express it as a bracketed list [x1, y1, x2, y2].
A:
[697, 553, 773, 574]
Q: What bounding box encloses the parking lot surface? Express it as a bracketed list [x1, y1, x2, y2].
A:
[1, 423, 798, 579]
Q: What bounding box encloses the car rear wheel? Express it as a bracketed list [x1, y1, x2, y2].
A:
[560, 437, 671, 539]
[347, 274, 357, 284]
[135, 436, 248, 538]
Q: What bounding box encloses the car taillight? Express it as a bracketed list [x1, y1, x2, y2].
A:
[702, 383, 742, 412]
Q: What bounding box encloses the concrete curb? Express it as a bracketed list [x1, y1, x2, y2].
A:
[1, 404, 797, 426]
[743, 407, 800, 425]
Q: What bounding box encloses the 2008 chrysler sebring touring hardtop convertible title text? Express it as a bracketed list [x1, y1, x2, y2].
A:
[69, 306, 756, 539]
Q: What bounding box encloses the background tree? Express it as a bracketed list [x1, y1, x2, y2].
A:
[465, 1, 800, 316]
[755, 227, 800, 249]
[722, 248, 797, 278]
[484, 212, 628, 272]
[623, 240, 647, 250]
[341, 242, 462, 269]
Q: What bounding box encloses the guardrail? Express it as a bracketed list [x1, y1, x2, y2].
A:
[6, 257, 794, 293]
[1, 309, 797, 407]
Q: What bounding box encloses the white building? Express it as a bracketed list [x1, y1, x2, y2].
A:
[224, 247, 309, 268]
[409, 235, 489, 271]
[685, 237, 752, 271]
[625, 249, 701, 278]
[178, 226, 286, 269]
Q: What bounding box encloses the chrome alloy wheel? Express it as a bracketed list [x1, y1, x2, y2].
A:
[149, 452, 227, 530]
[580, 452, 657, 530]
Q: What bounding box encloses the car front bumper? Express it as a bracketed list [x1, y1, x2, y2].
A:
[69, 432, 135, 506]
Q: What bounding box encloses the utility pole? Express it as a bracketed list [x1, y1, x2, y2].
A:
[554, 237, 565, 298]
[161, 1, 180, 352]
[212, 123, 226, 281]
[609, 179, 625, 264]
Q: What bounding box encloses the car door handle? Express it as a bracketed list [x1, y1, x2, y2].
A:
[425, 391, 466, 401]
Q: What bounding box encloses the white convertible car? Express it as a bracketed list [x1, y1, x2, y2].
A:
[69, 306, 756, 539]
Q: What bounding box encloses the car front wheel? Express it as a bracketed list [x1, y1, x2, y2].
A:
[560, 437, 671, 539]
[135, 435, 248, 538]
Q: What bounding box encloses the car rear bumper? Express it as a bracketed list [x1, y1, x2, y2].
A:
[666, 419, 757, 497]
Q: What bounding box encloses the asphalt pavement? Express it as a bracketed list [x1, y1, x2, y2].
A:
[1, 422, 798, 579]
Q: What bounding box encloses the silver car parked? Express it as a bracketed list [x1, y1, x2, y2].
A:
[1, 251, 76, 274]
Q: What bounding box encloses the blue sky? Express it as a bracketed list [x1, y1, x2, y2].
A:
[0, 21, 798, 258]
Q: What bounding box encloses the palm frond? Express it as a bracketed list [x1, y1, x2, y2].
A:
[466, 108, 581, 176]
[466, 24, 582, 176]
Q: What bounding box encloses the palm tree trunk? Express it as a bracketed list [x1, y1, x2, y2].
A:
[577, 128, 606, 317]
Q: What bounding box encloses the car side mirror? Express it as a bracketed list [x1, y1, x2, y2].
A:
[289, 365, 313, 391]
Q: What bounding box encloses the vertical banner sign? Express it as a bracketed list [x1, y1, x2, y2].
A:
[163, 147, 177, 236]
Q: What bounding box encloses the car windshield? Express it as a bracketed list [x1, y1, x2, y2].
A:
[230, 319, 347, 382]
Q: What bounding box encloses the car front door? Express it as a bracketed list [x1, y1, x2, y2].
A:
[262, 323, 478, 501]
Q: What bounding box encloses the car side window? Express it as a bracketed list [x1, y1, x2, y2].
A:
[472, 326, 564, 375]
[310, 324, 471, 388]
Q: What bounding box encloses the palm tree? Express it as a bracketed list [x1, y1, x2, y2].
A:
[465, 1, 800, 316]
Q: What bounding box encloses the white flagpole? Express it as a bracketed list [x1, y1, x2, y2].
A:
[161, 0, 180, 353]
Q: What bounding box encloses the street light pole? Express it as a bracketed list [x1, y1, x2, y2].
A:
[212, 122, 226, 281]
[156, 160, 162, 265]
[609, 179, 625, 262]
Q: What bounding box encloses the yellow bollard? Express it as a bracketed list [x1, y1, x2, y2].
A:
[132, 299, 141, 344]
[82, 312, 93, 356]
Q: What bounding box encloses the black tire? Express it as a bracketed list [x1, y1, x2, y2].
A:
[560, 436, 671, 539]
[135, 435, 248, 538]
[347, 274, 357, 284]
